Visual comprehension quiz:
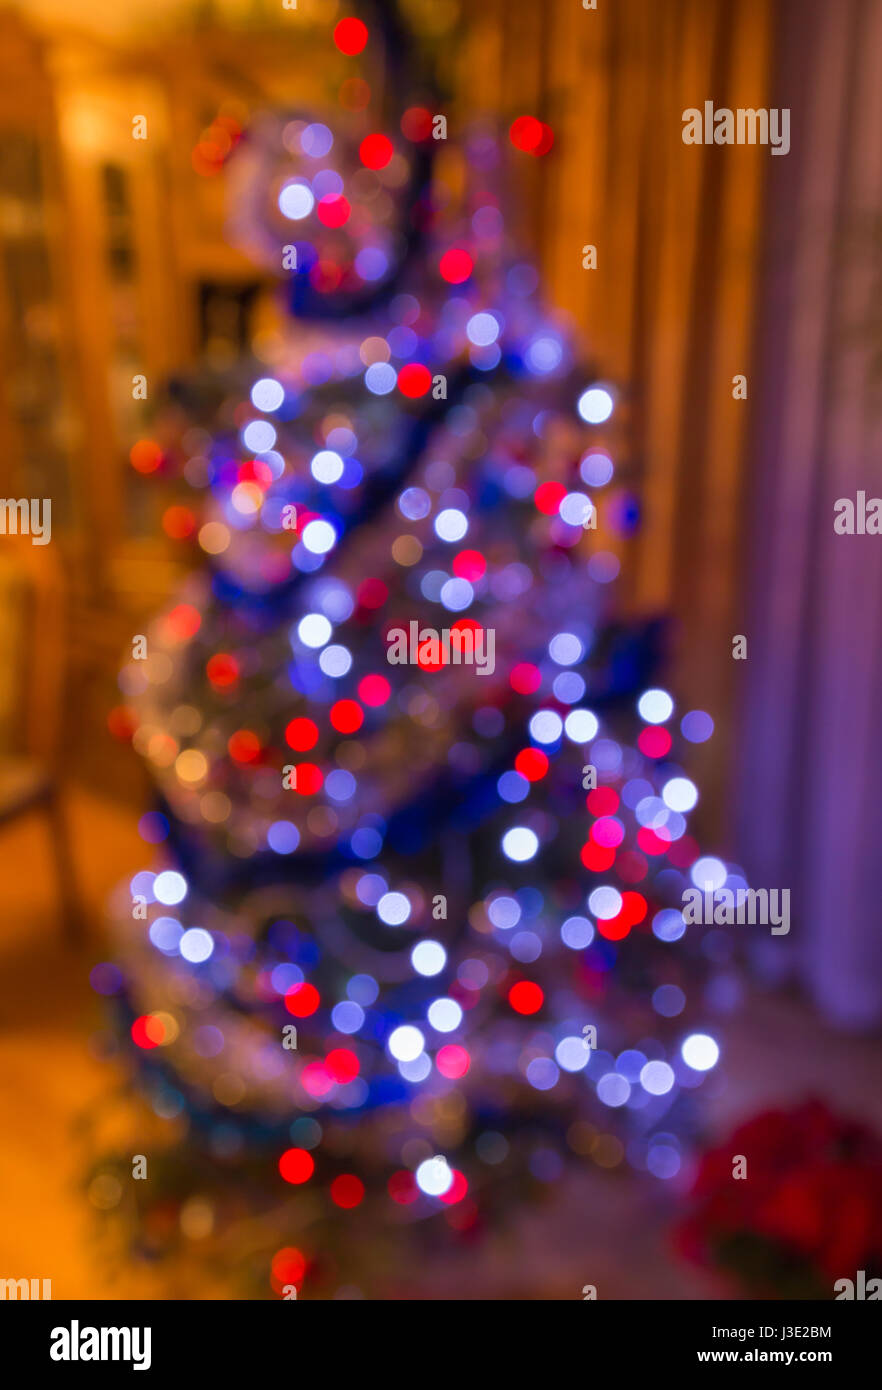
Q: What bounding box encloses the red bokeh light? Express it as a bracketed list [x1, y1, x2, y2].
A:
[107, 705, 137, 741]
[329, 699, 364, 734]
[400, 106, 433, 142]
[292, 762, 323, 794]
[358, 674, 391, 706]
[580, 841, 616, 872]
[534, 481, 567, 515]
[228, 730, 261, 763]
[317, 194, 351, 228]
[130, 439, 162, 474]
[285, 982, 320, 1018]
[279, 1148, 314, 1185]
[533, 122, 555, 156]
[510, 662, 541, 694]
[333, 17, 368, 55]
[131, 1014, 163, 1049]
[270, 1247, 306, 1294]
[388, 1170, 418, 1204]
[508, 980, 544, 1015]
[587, 787, 619, 816]
[439, 248, 474, 284]
[162, 505, 196, 540]
[638, 826, 671, 856]
[397, 363, 432, 398]
[206, 653, 239, 688]
[330, 1174, 365, 1209]
[436, 1044, 470, 1079]
[452, 549, 486, 581]
[639, 726, 672, 758]
[165, 604, 201, 641]
[439, 1170, 468, 1205]
[339, 77, 371, 110]
[325, 1048, 360, 1083]
[357, 577, 388, 609]
[510, 115, 543, 152]
[515, 748, 549, 782]
[285, 717, 319, 752]
[359, 134, 393, 169]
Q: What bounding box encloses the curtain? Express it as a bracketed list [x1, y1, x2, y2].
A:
[737, 0, 882, 1028]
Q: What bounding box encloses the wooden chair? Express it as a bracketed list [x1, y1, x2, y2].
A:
[0, 534, 81, 941]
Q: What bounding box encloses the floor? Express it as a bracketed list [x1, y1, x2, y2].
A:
[1, 786, 879, 1300]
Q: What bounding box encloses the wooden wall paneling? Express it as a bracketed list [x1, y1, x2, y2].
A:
[675, 0, 772, 838]
[634, 0, 720, 615]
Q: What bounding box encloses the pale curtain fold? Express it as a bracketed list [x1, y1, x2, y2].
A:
[737, 0, 882, 1028]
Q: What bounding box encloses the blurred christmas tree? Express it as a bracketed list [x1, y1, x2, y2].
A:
[88, 8, 735, 1299]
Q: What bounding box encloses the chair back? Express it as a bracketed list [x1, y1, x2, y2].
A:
[0, 533, 65, 761]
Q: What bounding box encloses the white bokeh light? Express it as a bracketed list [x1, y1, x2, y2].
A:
[502, 827, 539, 862]
[154, 870, 187, 906]
[434, 508, 468, 542]
[302, 519, 336, 555]
[388, 1025, 425, 1062]
[663, 777, 698, 812]
[250, 378, 285, 412]
[411, 940, 446, 976]
[297, 613, 332, 648]
[377, 891, 411, 926]
[310, 450, 344, 484]
[637, 688, 674, 724]
[427, 998, 463, 1033]
[577, 385, 614, 424]
[564, 709, 599, 743]
[416, 1156, 453, 1196]
[180, 927, 213, 963]
[279, 181, 314, 220]
[681, 1033, 720, 1071]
